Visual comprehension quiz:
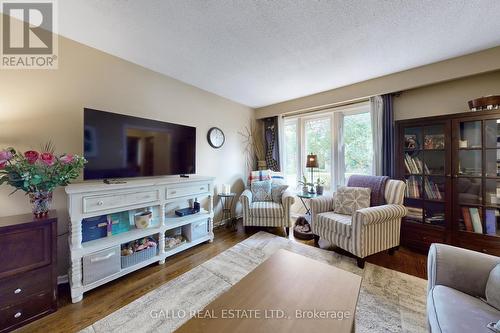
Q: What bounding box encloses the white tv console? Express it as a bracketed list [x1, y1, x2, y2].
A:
[65, 176, 215, 303]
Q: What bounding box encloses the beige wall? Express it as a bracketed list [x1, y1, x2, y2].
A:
[394, 70, 500, 120]
[0, 35, 253, 276]
[256, 46, 500, 119]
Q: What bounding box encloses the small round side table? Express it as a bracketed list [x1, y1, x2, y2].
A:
[219, 193, 236, 230]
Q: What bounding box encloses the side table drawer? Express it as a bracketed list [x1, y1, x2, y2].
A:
[0, 291, 53, 332]
[0, 266, 52, 307]
[83, 190, 159, 213]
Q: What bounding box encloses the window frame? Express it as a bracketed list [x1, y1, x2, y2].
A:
[282, 102, 371, 191]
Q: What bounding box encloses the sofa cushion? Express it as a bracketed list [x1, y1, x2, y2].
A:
[249, 202, 284, 218]
[428, 285, 500, 333]
[486, 264, 500, 310]
[315, 212, 352, 238]
[251, 180, 272, 202]
[334, 186, 371, 215]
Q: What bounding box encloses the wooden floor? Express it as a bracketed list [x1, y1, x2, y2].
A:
[17, 220, 427, 333]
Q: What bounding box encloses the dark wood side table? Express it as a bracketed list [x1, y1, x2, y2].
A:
[0, 211, 58, 332]
[219, 193, 236, 230]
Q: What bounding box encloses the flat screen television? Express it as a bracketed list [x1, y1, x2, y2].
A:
[83, 108, 196, 180]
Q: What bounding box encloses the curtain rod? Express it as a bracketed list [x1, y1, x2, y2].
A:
[281, 98, 370, 118]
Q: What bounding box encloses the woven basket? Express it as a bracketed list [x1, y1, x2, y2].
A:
[121, 246, 157, 269]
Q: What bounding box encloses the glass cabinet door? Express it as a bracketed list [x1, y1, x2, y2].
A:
[454, 117, 500, 238]
[401, 123, 448, 227]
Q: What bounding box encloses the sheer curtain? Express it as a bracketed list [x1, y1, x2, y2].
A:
[370, 96, 384, 176]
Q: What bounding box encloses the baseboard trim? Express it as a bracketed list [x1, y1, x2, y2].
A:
[57, 274, 69, 285]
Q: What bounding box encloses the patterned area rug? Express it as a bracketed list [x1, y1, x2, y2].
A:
[81, 231, 427, 333]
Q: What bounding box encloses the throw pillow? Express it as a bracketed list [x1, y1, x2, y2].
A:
[486, 264, 500, 310]
[247, 170, 271, 187]
[271, 184, 289, 204]
[251, 180, 272, 202]
[334, 186, 371, 215]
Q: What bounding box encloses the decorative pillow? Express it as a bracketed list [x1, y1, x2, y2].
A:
[270, 171, 287, 186]
[486, 264, 500, 310]
[271, 185, 289, 204]
[333, 186, 371, 215]
[251, 180, 272, 202]
[247, 170, 271, 186]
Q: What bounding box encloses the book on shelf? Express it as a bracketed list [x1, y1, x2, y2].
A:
[405, 177, 420, 198]
[461, 207, 473, 232]
[469, 207, 483, 234]
[485, 209, 498, 235]
[425, 213, 445, 225]
[423, 178, 442, 200]
[404, 153, 431, 175]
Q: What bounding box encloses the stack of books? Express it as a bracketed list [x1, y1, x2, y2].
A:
[424, 178, 442, 200]
[425, 213, 445, 225]
[406, 207, 423, 221]
[461, 207, 488, 234]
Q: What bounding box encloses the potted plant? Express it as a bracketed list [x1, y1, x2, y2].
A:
[315, 177, 326, 195]
[0, 142, 86, 217]
[298, 175, 313, 194]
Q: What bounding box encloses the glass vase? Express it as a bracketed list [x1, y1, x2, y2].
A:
[29, 191, 53, 218]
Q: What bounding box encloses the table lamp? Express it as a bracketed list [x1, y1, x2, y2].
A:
[306, 154, 318, 194]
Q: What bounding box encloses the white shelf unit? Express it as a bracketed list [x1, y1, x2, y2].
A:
[66, 176, 215, 303]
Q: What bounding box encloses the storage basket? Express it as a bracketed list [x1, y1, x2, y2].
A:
[121, 246, 157, 269]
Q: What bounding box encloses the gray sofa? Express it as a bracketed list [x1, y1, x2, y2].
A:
[427, 243, 500, 332]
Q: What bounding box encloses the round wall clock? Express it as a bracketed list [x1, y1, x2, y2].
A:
[207, 127, 225, 148]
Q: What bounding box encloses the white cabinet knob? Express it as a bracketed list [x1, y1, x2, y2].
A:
[97, 200, 104, 206]
[14, 288, 21, 294]
[14, 312, 22, 318]
[171, 191, 177, 194]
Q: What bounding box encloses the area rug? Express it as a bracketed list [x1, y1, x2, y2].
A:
[81, 231, 427, 333]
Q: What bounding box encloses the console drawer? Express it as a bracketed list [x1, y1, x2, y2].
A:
[166, 183, 209, 199]
[190, 219, 209, 240]
[83, 246, 121, 285]
[83, 190, 159, 213]
[0, 266, 52, 307]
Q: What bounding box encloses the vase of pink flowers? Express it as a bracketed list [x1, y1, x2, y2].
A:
[0, 143, 86, 218]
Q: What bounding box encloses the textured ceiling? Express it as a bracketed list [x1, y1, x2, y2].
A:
[55, 0, 500, 107]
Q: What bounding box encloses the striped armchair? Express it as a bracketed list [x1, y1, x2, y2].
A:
[239, 189, 295, 234]
[310, 179, 407, 268]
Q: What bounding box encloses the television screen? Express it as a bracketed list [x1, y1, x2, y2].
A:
[83, 108, 196, 180]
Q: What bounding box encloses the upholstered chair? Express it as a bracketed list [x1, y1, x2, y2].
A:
[310, 179, 407, 268]
[239, 178, 295, 235]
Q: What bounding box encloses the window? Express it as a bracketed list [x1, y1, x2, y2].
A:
[304, 117, 331, 188]
[282, 102, 372, 190]
[344, 111, 373, 179]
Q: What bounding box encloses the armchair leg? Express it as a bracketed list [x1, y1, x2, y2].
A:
[285, 227, 290, 236]
[356, 258, 365, 269]
[388, 246, 399, 255]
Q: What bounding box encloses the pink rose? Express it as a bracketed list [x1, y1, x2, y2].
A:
[59, 154, 74, 164]
[0, 149, 13, 163]
[40, 152, 55, 166]
[0, 161, 6, 169]
[24, 150, 39, 164]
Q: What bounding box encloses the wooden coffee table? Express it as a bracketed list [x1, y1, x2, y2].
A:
[175, 249, 361, 333]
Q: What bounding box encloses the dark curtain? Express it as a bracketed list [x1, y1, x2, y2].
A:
[382, 94, 395, 177]
[264, 117, 280, 171]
